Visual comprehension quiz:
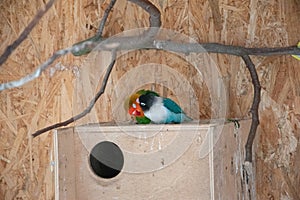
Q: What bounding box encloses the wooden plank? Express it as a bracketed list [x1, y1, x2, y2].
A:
[55, 127, 77, 200]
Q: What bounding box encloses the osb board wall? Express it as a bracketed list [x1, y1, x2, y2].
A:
[0, 0, 299, 199]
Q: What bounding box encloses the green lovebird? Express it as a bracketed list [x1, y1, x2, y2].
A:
[129, 90, 192, 124]
[128, 90, 159, 124]
[138, 91, 192, 124]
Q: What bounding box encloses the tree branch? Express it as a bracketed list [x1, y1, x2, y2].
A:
[71, 0, 161, 56]
[31, 50, 117, 138]
[0, 47, 71, 91]
[241, 55, 261, 162]
[97, 0, 117, 37]
[129, 0, 161, 28]
[71, 0, 117, 56]
[0, 0, 162, 91]
[1, 40, 298, 91]
[152, 41, 300, 56]
[0, 0, 56, 66]
[31, 0, 162, 137]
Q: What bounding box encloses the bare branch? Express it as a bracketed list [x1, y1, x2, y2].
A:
[97, 0, 117, 37]
[31, 50, 117, 138]
[0, 47, 71, 91]
[0, 0, 162, 91]
[2, 40, 298, 91]
[152, 41, 300, 56]
[129, 0, 161, 28]
[70, 0, 117, 57]
[30, 0, 162, 137]
[241, 55, 261, 162]
[71, 0, 162, 56]
[0, 0, 56, 66]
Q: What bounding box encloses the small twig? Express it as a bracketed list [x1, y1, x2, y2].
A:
[241, 55, 261, 162]
[97, 0, 117, 37]
[0, 47, 71, 91]
[0, 0, 56, 66]
[71, 0, 117, 56]
[31, 50, 117, 138]
[129, 0, 161, 28]
[71, 0, 161, 56]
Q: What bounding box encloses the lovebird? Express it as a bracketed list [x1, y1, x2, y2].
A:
[128, 90, 159, 124]
[137, 91, 192, 124]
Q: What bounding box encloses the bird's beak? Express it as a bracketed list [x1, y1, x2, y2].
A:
[128, 107, 135, 115]
[129, 106, 143, 117]
[133, 110, 141, 116]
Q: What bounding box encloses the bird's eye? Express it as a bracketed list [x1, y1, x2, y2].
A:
[140, 102, 146, 106]
[132, 103, 136, 108]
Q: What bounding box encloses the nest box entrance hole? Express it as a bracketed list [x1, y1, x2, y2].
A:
[89, 141, 124, 179]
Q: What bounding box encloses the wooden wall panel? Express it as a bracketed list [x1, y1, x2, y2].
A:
[0, 0, 299, 199]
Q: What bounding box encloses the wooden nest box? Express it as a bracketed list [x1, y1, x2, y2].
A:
[54, 120, 254, 199]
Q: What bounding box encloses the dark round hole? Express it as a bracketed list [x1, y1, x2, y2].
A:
[89, 141, 124, 179]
